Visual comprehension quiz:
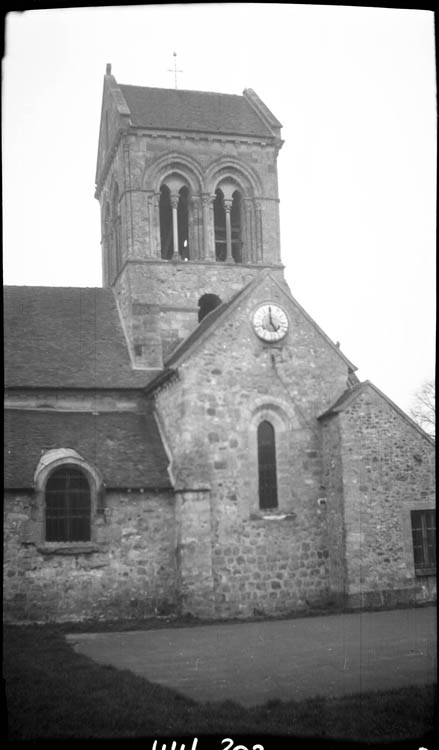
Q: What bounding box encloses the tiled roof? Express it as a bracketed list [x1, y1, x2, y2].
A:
[318, 383, 365, 417]
[4, 286, 155, 389]
[119, 85, 276, 137]
[4, 406, 172, 489]
[318, 381, 435, 444]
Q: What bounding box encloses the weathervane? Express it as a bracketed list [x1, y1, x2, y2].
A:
[167, 51, 183, 89]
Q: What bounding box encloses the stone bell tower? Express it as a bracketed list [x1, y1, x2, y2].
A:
[95, 64, 285, 368]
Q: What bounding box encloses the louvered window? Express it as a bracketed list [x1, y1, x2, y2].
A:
[411, 509, 436, 575]
[45, 467, 91, 542]
[258, 420, 278, 509]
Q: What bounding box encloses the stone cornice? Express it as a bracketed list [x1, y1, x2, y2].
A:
[122, 258, 285, 271]
[126, 125, 279, 148]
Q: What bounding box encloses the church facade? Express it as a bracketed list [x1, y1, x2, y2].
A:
[4, 66, 436, 623]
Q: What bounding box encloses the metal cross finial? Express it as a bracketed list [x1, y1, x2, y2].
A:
[167, 51, 183, 89]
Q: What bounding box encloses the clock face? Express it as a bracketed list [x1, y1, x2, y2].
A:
[252, 304, 289, 342]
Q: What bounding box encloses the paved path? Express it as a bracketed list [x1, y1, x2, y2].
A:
[66, 606, 436, 707]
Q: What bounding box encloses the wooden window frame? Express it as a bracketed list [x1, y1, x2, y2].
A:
[257, 420, 278, 510]
[45, 466, 92, 543]
[32, 452, 103, 551]
[411, 508, 436, 576]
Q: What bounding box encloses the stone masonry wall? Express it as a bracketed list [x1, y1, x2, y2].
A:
[4, 490, 177, 623]
[155, 275, 352, 617]
[339, 387, 436, 608]
[320, 415, 347, 604]
[115, 261, 287, 363]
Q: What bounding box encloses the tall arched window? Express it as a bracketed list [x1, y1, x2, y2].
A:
[258, 421, 278, 509]
[45, 467, 91, 542]
[159, 184, 173, 259]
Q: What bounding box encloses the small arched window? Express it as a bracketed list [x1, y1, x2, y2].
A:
[258, 421, 278, 509]
[45, 467, 91, 542]
[198, 293, 222, 322]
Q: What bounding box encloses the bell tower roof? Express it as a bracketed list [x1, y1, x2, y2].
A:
[95, 66, 283, 193]
[117, 83, 282, 138]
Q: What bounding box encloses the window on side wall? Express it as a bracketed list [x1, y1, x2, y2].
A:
[411, 509, 436, 575]
[45, 466, 91, 542]
[258, 420, 278, 510]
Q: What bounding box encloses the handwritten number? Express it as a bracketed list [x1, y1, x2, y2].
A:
[221, 741, 264, 750]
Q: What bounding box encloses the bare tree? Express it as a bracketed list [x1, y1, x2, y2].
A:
[409, 379, 435, 438]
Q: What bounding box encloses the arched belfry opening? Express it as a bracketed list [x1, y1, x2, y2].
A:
[214, 189, 226, 261]
[178, 186, 190, 260]
[159, 184, 173, 259]
[231, 190, 243, 263]
[214, 184, 243, 263]
[198, 293, 222, 322]
[159, 178, 191, 260]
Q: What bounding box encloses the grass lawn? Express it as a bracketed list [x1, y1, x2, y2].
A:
[3, 623, 437, 743]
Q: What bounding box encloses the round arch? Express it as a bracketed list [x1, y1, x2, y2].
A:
[33, 449, 104, 545]
[144, 151, 205, 195]
[205, 156, 263, 197]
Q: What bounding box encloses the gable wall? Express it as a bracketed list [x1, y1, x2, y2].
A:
[338, 389, 436, 608]
[155, 277, 352, 616]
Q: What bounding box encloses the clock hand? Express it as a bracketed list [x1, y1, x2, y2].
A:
[268, 307, 279, 331]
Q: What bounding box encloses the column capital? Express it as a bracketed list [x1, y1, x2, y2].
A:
[201, 193, 214, 207]
[170, 192, 179, 210]
[223, 198, 233, 213]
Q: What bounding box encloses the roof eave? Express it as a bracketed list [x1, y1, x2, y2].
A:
[318, 380, 436, 445]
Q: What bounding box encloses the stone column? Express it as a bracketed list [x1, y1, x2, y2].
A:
[202, 194, 214, 260]
[147, 193, 157, 258]
[153, 192, 161, 258]
[190, 195, 201, 260]
[170, 192, 180, 260]
[255, 200, 263, 262]
[243, 198, 253, 263]
[224, 197, 233, 263]
[175, 488, 215, 618]
[122, 139, 133, 259]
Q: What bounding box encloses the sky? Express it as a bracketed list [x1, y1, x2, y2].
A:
[2, 4, 436, 414]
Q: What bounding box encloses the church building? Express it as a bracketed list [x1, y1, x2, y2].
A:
[4, 66, 436, 622]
